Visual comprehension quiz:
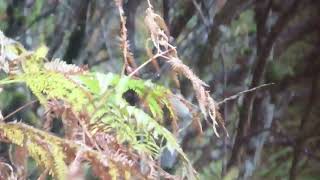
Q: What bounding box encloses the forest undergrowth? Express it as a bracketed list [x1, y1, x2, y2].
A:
[0, 1, 227, 179]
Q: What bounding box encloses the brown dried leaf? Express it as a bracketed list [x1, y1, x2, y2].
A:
[144, 7, 169, 49]
[44, 59, 88, 74]
[10, 146, 28, 179]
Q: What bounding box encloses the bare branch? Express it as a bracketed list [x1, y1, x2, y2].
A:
[2, 100, 38, 121]
[218, 83, 274, 105]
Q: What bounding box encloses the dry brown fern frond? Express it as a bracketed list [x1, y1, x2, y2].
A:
[142, 2, 227, 137]
[44, 59, 88, 75]
[168, 57, 221, 136]
[44, 98, 175, 179]
[168, 51, 227, 137]
[44, 99, 82, 139]
[114, 0, 137, 76]
[9, 145, 28, 179]
[144, 6, 170, 51]
[0, 122, 153, 179]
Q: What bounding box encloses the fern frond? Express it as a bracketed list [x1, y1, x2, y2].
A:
[114, 0, 137, 75]
[0, 30, 199, 179]
[44, 58, 87, 74]
[22, 71, 90, 110]
[0, 122, 67, 179]
[21, 45, 48, 73]
[0, 122, 150, 179]
[141, 1, 226, 137]
[168, 57, 221, 135]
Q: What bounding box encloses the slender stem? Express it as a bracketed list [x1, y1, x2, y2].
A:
[2, 100, 38, 121]
[218, 83, 274, 105]
[128, 49, 173, 77]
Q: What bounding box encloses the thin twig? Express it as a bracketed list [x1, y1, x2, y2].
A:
[218, 83, 274, 105]
[115, 0, 138, 76]
[128, 48, 174, 77]
[115, 0, 128, 76]
[192, 0, 210, 27]
[2, 100, 38, 121]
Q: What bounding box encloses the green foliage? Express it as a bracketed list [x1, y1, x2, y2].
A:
[0, 36, 195, 179]
[0, 123, 68, 180]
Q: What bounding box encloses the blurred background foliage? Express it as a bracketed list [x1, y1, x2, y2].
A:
[0, 0, 319, 179]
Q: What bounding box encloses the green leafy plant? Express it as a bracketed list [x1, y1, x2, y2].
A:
[0, 1, 225, 179]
